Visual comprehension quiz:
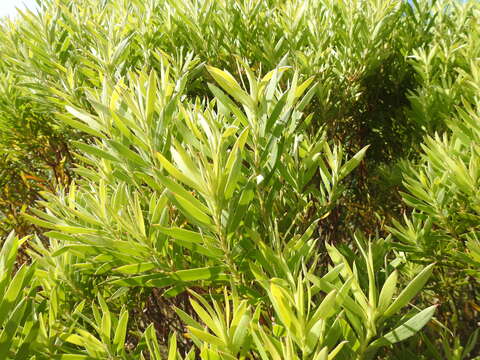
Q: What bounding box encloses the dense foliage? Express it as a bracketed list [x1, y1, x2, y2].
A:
[0, 0, 478, 358]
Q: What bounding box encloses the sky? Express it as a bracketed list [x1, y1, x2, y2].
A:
[0, 0, 37, 18]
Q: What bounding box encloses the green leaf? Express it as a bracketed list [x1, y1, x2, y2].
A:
[73, 141, 119, 162]
[378, 270, 398, 314]
[98, 295, 111, 344]
[113, 262, 157, 274]
[190, 299, 222, 338]
[65, 106, 103, 132]
[0, 232, 19, 295]
[144, 324, 162, 360]
[170, 266, 228, 282]
[0, 298, 28, 358]
[110, 274, 174, 287]
[231, 306, 250, 350]
[113, 308, 129, 353]
[206, 66, 255, 109]
[384, 264, 434, 318]
[156, 226, 215, 245]
[188, 327, 225, 348]
[328, 341, 348, 360]
[269, 282, 301, 335]
[167, 332, 178, 360]
[53, 355, 93, 360]
[307, 290, 337, 330]
[313, 347, 328, 360]
[109, 140, 149, 167]
[0, 265, 30, 326]
[167, 191, 214, 227]
[155, 226, 222, 258]
[171, 140, 208, 190]
[146, 70, 158, 124]
[156, 153, 206, 195]
[208, 84, 249, 126]
[370, 305, 437, 348]
[338, 145, 369, 180]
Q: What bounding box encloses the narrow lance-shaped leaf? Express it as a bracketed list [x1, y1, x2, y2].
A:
[369, 305, 437, 348]
[384, 264, 434, 318]
[113, 308, 129, 353]
[338, 145, 369, 181]
[206, 66, 256, 110]
[378, 270, 398, 314]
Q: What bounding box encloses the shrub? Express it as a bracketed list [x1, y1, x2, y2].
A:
[0, 0, 479, 359]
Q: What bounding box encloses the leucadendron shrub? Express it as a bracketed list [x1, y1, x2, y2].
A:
[0, 232, 40, 358]
[0, 0, 444, 239]
[4, 0, 480, 358]
[0, 53, 74, 238]
[407, 0, 480, 133]
[19, 57, 436, 359]
[390, 15, 480, 355]
[390, 102, 480, 358]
